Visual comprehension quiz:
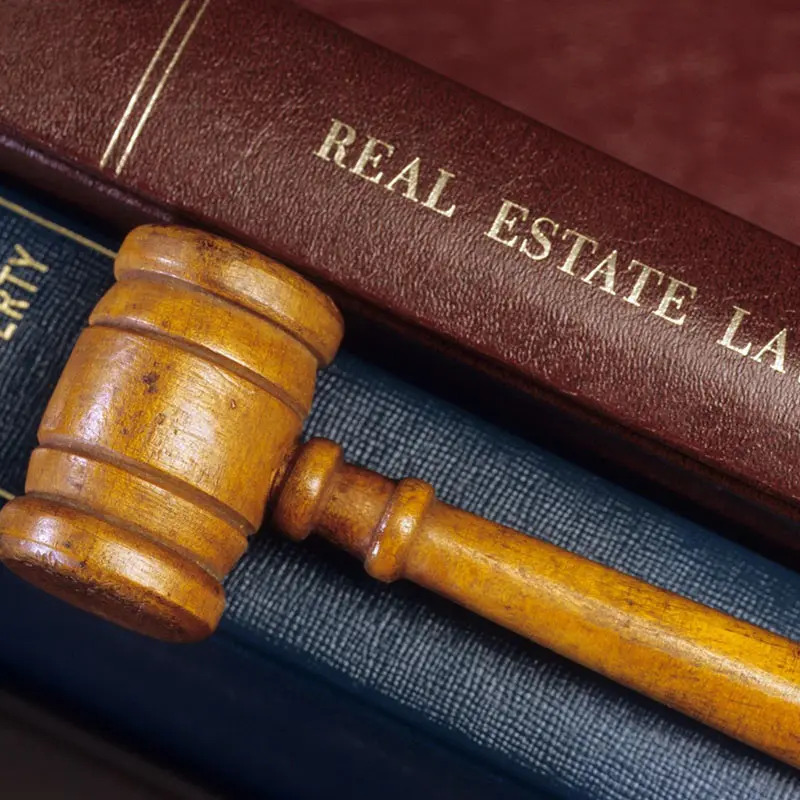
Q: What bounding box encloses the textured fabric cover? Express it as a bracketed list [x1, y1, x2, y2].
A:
[224, 351, 800, 799]
[1, 180, 799, 797]
[0, 179, 544, 799]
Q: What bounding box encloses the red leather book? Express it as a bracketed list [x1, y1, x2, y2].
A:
[2, 0, 800, 557]
[305, 0, 800, 247]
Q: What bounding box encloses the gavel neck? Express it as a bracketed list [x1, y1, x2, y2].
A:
[271, 438, 435, 581]
[270, 439, 800, 770]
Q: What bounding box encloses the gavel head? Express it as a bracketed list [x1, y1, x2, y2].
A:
[0, 226, 343, 641]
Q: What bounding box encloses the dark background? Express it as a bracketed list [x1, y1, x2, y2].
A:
[5, 1, 799, 796]
[303, 0, 800, 244]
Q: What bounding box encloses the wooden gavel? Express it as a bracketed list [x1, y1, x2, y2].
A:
[0, 225, 798, 767]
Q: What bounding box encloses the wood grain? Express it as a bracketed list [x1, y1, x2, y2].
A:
[0, 225, 343, 640]
[0, 225, 798, 767]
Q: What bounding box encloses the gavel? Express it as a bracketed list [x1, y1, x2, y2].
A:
[0, 225, 798, 767]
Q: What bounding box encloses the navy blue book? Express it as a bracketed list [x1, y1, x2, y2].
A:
[0, 178, 799, 799]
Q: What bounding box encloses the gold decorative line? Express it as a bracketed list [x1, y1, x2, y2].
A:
[115, 0, 211, 176]
[99, 0, 191, 169]
[0, 196, 117, 259]
[0, 488, 14, 502]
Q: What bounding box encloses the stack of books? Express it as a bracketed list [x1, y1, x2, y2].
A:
[1, 2, 798, 797]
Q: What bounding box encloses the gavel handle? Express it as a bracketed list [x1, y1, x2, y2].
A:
[273, 438, 800, 768]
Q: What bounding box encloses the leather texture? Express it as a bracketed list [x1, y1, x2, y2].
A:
[1, 178, 799, 799]
[302, 0, 800, 246]
[2, 0, 800, 557]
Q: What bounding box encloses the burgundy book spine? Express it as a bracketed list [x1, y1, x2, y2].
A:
[2, 0, 800, 555]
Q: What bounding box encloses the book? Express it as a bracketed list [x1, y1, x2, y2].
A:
[3, 0, 800, 560]
[0, 179, 546, 800]
[1, 178, 800, 799]
[305, 1, 800, 247]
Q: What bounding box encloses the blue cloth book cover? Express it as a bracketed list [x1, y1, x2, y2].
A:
[0, 178, 798, 799]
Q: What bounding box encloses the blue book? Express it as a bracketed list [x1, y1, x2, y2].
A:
[0, 178, 798, 799]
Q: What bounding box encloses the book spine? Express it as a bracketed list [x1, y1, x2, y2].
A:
[2, 0, 800, 553]
[0, 177, 543, 800]
[0, 184, 117, 501]
[2, 177, 799, 800]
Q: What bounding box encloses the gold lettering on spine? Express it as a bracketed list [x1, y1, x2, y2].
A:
[350, 137, 395, 183]
[0, 244, 49, 296]
[0, 268, 36, 294]
[521, 217, 559, 261]
[0, 244, 51, 342]
[0, 290, 28, 341]
[0, 291, 27, 319]
[752, 329, 788, 372]
[315, 119, 357, 167]
[559, 230, 598, 275]
[315, 122, 459, 218]
[485, 200, 528, 247]
[0, 488, 14, 502]
[422, 169, 457, 218]
[624, 261, 664, 306]
[582, 251, 618, 295]
[312, 116, 800, 382]
[717, 306, 753, 356]
[385, 157, 422, 201]
[653, 277, 697, 326]
[0, 196, 113, 344]
[9, 245, 48, 274]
